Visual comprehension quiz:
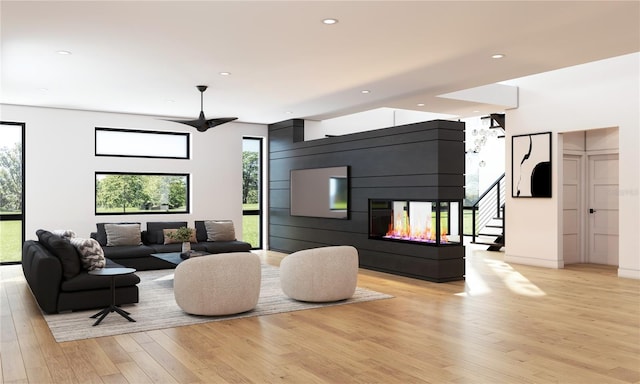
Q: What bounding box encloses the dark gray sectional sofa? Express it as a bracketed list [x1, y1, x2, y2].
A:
[22, 231, 140, 314]
[92, 221, 252, 270]
[22, 221, 252, 314]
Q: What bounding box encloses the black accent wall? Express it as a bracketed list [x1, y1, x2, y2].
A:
[268, 119, 465, 282]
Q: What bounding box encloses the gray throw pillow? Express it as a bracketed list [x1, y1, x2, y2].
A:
[104, 223, 142, 246]
[204, 220, 236, 241]
[70, 238, 106, 270]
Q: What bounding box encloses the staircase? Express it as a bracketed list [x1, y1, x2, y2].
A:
[465, 174, 505, 251]
[465, 113, 506, 251]
[477, 205, 504, 251]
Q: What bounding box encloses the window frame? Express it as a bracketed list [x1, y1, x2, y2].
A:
[95, 171, 190, 215]
[95, 127, 190, 159]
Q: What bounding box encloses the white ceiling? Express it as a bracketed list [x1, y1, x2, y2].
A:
[2, 1, 639, 125]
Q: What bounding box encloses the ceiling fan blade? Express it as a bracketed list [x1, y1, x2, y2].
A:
[164, 118, 205, 129]
[206, 117, 238, 128]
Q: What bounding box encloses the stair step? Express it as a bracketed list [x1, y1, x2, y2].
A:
[472, 241, 504, 247]
[479, 232, 503, 237]
[485, 224, 503, 228]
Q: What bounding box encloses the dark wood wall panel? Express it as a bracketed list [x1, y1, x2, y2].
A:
[268, 119, 465, 282]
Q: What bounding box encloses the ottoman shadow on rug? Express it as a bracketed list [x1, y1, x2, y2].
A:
[43, 263, 393, 342]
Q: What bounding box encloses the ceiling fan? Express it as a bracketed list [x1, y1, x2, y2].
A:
[167, 85, 237, 132]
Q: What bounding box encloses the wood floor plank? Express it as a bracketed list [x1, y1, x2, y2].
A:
[126, 350, 179, 384]
[1, 246, 638, 383]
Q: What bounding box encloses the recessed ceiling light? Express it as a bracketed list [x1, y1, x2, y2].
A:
[285, 111, 293, 114]
[361, 90, 370, 94]
[491, 53, 505, 59]
[322, 18, 338, 25]
[219, 72, 231, 76]
[417, 103, 425, 107]
[473, 110, 480, 113]
[57, 50, 72, 55]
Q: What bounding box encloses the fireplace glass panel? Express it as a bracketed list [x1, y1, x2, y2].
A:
[369, 199, 462, 245]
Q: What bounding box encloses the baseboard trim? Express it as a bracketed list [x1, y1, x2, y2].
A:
[504, 253, 563, 269]
[618, 268, 640, 280]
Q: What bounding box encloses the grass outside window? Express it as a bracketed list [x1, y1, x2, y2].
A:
[1, 220, 22, 263]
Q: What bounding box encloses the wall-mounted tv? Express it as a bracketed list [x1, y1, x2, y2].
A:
[290, 166, 349, 219]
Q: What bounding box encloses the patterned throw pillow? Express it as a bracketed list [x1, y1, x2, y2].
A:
[70, 238, 106, 270]
[51, 229, 77, 239]
[204, 220, 236, 241]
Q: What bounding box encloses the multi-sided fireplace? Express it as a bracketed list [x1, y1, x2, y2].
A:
[369, 199, 462, 246]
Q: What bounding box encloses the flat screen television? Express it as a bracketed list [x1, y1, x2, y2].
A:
[290, 166, 349, 219]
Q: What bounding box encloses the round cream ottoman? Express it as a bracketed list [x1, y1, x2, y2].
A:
[280, 246, 358, 302]
[174, 252, 261, 316]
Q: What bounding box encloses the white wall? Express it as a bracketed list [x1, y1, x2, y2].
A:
[0, 104, 268, 241]
[504, 53, 639, 279]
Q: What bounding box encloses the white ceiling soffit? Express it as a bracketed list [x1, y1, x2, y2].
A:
[0, 1, 638, 125]
[438, 83, 519, 110]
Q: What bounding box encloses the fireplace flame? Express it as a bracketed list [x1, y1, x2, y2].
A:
[384, 213, 448, 243]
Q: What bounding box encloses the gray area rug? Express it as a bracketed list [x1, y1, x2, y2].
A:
[43, 263, 393, 342]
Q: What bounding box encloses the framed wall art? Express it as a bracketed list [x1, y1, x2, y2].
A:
[512, 132, 552, 198]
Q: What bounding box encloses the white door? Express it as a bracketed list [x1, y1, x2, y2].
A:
[563, 155, 582, 264]
[588, 154, 619, 265]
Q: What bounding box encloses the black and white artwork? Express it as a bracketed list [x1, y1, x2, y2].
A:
[512, 132, 551, 198]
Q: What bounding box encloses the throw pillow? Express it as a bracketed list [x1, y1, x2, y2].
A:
[162, 228, 197, 244]
[204, 220, 236, 241]
[96, 222, 140, 246]
[36, 229, 82, 279]
[70, 237, 106, 270]
[104, 223, 142, 246]
[51, 229, 77, 239]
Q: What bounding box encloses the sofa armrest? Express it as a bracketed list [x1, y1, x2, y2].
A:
[22, 240, 63, 314]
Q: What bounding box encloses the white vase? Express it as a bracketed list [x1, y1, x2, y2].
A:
[181, 241, 191, 254]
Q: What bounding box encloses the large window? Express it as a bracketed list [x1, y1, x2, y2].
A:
[0, 121, 25, 264]
[95, 172, 189, 215]
[95, 127, 189, 159]
[242, 138, 262, 249]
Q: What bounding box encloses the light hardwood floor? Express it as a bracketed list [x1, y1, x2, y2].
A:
[1, 245, 639, 384]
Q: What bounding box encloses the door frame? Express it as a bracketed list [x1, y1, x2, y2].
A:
[586, 150, 619, 265]
[562, 152, 587, 264]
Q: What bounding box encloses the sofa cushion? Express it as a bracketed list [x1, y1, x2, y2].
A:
[204, 220, 236, 241]
[61, 264, 140, 292]
[70, 237, 106, 270]
[199, 240, 252, 254]
[95, 222, 140, 246]
[36, 229, 81, 279]
[104, 223, 142, 246]
[194, 221, 208, 242]
[101, 244, 156, 260]
[146, 221, 187, 244]
[162, 228, 197, 244]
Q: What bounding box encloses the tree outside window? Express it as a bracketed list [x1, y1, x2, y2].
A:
[95, 173, 189, 214]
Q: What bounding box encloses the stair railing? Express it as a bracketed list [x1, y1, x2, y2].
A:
[464, 173, 505, 243]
